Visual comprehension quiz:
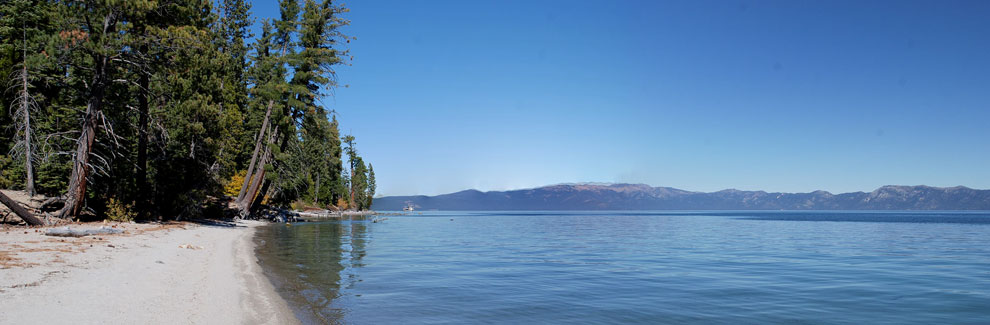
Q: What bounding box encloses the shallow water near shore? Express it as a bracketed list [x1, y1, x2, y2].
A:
[254, 211, 990, 324]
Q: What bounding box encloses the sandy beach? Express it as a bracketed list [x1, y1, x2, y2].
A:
[0, 220, 297, 324]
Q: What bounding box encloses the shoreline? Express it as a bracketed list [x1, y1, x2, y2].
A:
[0, 220, 297, 324]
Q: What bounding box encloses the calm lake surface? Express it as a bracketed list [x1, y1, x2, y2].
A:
[254, 211, 990, 324]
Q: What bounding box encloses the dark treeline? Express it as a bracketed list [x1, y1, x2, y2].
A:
[0, 0, 375, 224]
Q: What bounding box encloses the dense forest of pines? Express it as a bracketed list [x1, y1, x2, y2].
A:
[0, 0, 375, 225]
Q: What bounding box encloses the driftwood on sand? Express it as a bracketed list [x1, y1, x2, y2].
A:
[293, 210, 376, 221]
[45, 226, 123, 237]
[0, 190, 46, 226]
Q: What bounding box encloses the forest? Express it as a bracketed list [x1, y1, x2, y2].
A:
[0, 0, 375, 225]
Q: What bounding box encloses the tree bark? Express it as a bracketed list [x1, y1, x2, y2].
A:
[237, 100, 273, 202]
[133, 20, 150, 218]
[239, 126, 276, 217]
[136, 71, 149, 213]
[238, 44, 288, 204]
[314, 172, 320, 206]
[59, 54, 108, 219]
[250, 178, 271, 212]
[22, 56, 34, 197]
[59, 94, 100, 219]
[21, 26, 35, 197]
[59, 11, 117, 220]
[239, 158, 266, 217]
[0, 191, 44, 226]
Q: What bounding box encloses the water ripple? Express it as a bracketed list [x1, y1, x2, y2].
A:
[256, 211, 990, 324]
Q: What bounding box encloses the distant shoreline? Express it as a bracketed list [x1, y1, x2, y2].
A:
[0, 220, 298, 324]
[374, 184, 990, 211]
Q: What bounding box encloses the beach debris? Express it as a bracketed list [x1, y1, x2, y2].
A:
[178, 244, 204, 250]
[45, 226, 123, 238]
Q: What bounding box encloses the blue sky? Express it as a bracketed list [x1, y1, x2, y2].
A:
[250, 0, 990, 196]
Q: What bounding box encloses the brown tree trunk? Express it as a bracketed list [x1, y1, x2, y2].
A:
[58, 11, 116, 220]
[314, 172, 320, 206]
[237, 100, 273, 202]
[59, 99, 99, 219]
[59, 55, 108, 219]
[239, 160, 266, 217]
[349, 168, 355, 210]
[133, 21, 150, 218]
[250, 178, 271, 212]
[238, 44, 288, 204]
[0, 191, 44, 226]
[239, 126, 276, 217]
[135, 72, 149, 214]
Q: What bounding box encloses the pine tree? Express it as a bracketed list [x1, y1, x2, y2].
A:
[54, 0, 130, 219]
[0, 0, 364, 222]
[350, 157, 368, 210]
[366, 164, 375, 209]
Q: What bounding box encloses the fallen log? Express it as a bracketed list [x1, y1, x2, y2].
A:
[0, 190, 45, 226]
[45, 226, 123, 237]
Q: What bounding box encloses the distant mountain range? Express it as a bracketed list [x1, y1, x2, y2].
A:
[371, 183, 990, 211]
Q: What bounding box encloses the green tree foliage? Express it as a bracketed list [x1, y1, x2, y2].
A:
[366, 164, 375, 209]
[245, 0, 353, 212]
[340, 134, 373, 210]
[0, 0, 58, 192]
[0, 0, 371, 220]
[350, 157, 368, 210]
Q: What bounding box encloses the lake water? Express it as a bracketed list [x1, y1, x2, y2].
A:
[254, 211, 990, 324]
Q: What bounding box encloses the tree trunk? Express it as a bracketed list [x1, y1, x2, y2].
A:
[59, 55, 108, 219]
[136, 72, 149, 213]
[0, 191, 44, 226]
[238, 44, 288, 203]
[240, 159, 266, 217]
[314, 172, 320, 206]
[241, 130, 276, 215]
[22, 58, 34, 197]
[237, 100, 273, 202]
[59, 99, 99, 219]
[59, 11, 116, 220]
[20, 26, 35, 197]
[349, 168, 355, 210]
[239, 127, 275, 216]
[133, 20, 150, 218]
[250, 178, 271, 212]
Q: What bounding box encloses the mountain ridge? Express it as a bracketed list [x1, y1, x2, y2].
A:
[371, 183, 990, 211]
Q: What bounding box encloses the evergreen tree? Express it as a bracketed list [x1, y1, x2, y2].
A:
[366, 163, 375, 209]
[350, 157, 368, 210]
[0, 0, 366, 222]
[0, 0, 56, 196]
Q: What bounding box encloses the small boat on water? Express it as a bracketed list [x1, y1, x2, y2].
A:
[403, 205, 415, 211]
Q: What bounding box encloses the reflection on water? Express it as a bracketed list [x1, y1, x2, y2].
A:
[254, 211, 990, 324]
[255, 219, 371, 323]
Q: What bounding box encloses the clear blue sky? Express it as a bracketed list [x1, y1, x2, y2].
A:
[250, 0, 990, 196]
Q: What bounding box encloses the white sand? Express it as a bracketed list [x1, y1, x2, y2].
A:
[0, 220, 297, 324]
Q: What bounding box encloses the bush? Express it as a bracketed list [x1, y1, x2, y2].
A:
[105, 197, 137, 222]
[224, 169, 247, 197]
